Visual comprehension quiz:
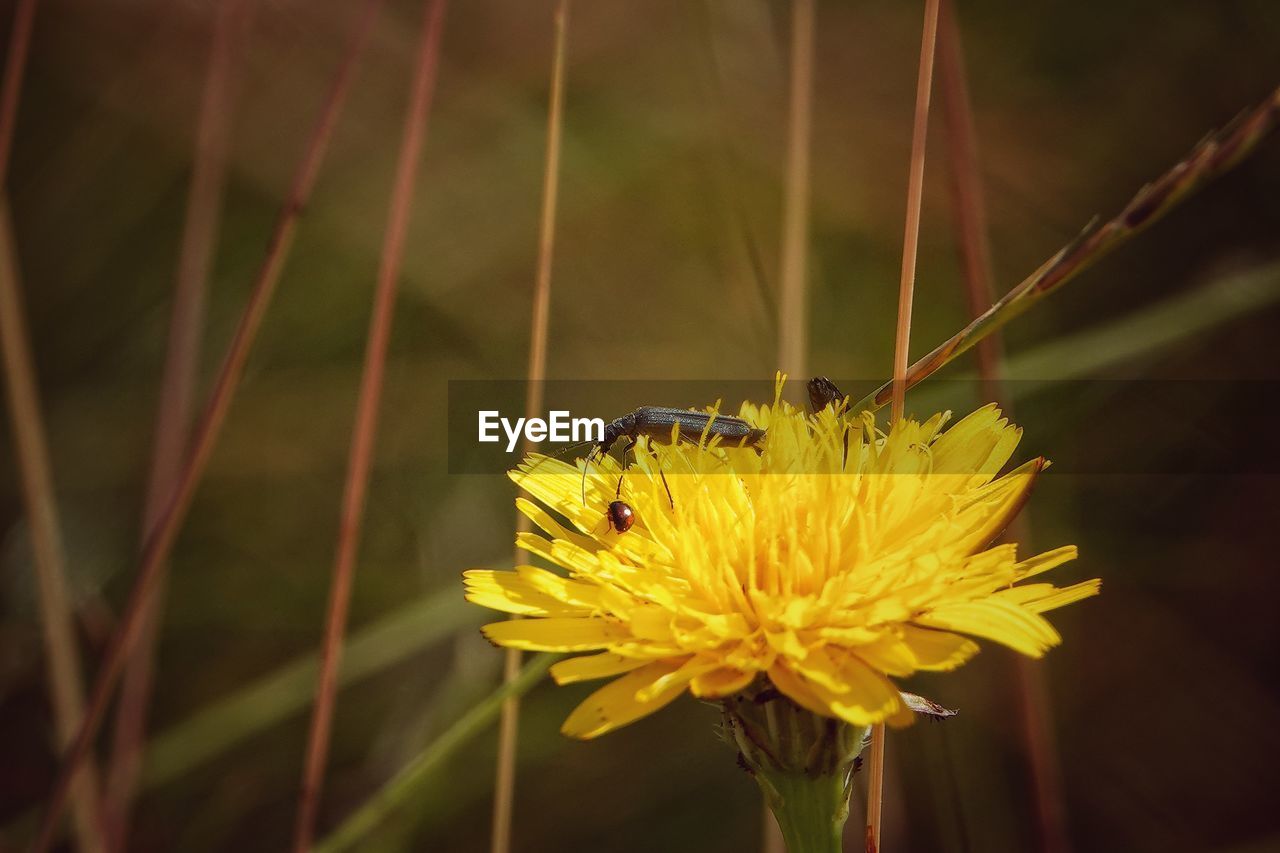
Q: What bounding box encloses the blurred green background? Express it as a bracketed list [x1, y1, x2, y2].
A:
[2, 0, 1279, 850]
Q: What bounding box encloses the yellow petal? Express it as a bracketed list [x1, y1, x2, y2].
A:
[767, 663, 838, 718]
[482, 617, 626, 652]
[515, 532, 600, 578]
[792, 647, 904, 725]
[560, 660, 690, 739]
[1013, 545, 1079, 580]
[690, 667, 757, 699]
[817, 625, 881, 645]
[931, 403, 1020, 481]
[847, 633, 917, 677]
[510, 455, 609, 531]
[550, 652, 650, 685]
[1001, 578, 1100, 613]
[899, 624, 979, 671]
[515, 497, 605, 554]
[635, 656, 710, 702]
[916, 598, 1060, 658]
[462, 568, 594, 616]
[515, 565, 608, 610]
[956, 458, 1044, 553]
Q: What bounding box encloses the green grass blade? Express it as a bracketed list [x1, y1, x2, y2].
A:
[852, 85, 1280, 415]
[314, 653, 558, 853]
[4, 588, 481, 846]
[911, 260, 1280, 413]
[999, 261, 1280, 385]
[142, 589, 479, 789]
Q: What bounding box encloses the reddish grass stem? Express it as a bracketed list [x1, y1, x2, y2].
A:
[491, 3, 569, 852]
[292, 2, 447, 849]
[937, 5, 1070, 850]
[875, 1, 941, 851]
[936, 0, 1000, 399]
[1, 201, 107, 853]
[888, 0, 941, 426]
[105, 2, 256, 846]
[0, 0, 37, 181]
[29, 2, 385, 848]
[1, 0, 107, 849]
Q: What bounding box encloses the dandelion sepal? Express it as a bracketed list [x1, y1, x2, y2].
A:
[723, 685, 868, 853]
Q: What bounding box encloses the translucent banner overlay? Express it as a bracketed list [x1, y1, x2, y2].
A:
[445, 378, 1280, 476]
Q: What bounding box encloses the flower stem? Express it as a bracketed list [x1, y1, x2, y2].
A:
[724, 688, 868, 853]
[755, 765, 852, 853]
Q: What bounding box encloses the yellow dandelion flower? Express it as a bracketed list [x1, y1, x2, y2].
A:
[464, 385, 1098, 739]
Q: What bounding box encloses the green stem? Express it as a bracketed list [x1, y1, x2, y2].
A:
[314, 652, 557, 853]
[722, 688, 868, 853]
[756, 765, 852, 853]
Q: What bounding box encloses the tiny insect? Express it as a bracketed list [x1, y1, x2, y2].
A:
[605, 499, 635, 534]
[808, 376, 854, 467]
[595, 407, 767, 458]
[600, 457, 639, 535]
[573, 405, 768, 533]
[578, 406, 767, 506]
[808, 376, 846, 413]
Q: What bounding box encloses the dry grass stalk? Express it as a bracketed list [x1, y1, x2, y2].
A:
[106, 2, 257, 845]
[875, 0, 942, 850]
[30, 2, 387, 846]
[0, 202, 106, 853]
[856, 83, 1280, 415]
[937, 4, 1071, 851]
[1, 0, 107, 847]
[492, 3, 570, 852]
[777, 0, 814, 382]
[292, 2, 448, 850]
[766, 3, 815, 848]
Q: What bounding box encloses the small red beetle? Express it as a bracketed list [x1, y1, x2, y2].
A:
[606, 500, 635, 534]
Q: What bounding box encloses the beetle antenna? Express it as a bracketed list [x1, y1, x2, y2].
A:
[551, 438, 595, 459]
[580, 448, 595, 506]
[638, 440, 675, 509]
[659, 469, 674, 509]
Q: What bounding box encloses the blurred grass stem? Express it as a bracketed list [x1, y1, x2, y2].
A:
[777, 0, 813, 382]
[0, 0, 37, 179]
[1, 201, 106, 853]
[1, 0, 107, 847]
[30, 2, 386, 847]
[936, 0, 1000, 399]
[768, 3, 815, 849]
[492, 3, 569, 853]
[876, 0, 941, 850]
[292, 2, 447, 850]
[317, 654, 557, 853]
[106, 1, 256, 846]
[889, 0, 940, 426]
[937, 5, 1070, 851]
